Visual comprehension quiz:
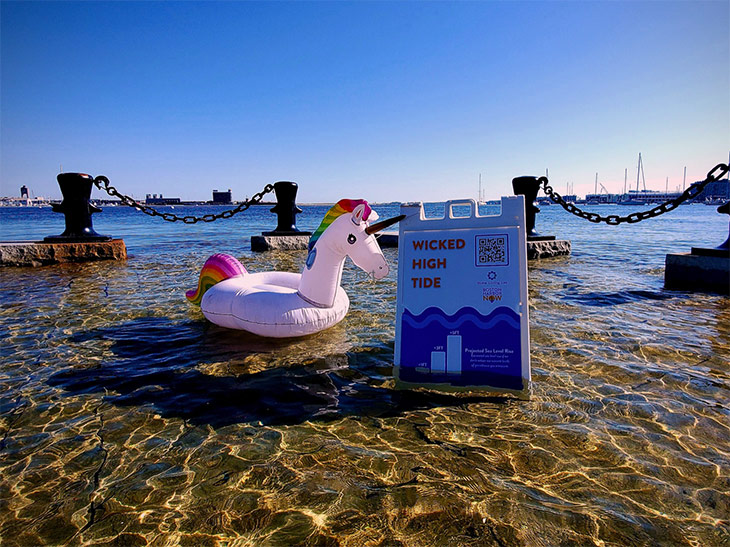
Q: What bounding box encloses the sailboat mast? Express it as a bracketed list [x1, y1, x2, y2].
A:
[636, 153, 641, 192]
[639, 154, 646, 192]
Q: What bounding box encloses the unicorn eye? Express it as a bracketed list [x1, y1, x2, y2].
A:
[347, 234, 357, 244]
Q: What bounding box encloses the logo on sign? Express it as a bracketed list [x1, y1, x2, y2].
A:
[482, 287, 502, 302]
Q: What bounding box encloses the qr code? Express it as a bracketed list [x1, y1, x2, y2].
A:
[476, 235, 508, 266]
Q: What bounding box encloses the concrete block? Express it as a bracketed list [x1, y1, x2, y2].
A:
[526, 239, 571, 260]
[251, 234, 311, 252]
[665, 253, 730, 294]
[0, 239, 127, 267]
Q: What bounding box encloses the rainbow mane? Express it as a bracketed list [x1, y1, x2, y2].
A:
[186, 253, 247, 305]
[309, 199, 372, 250]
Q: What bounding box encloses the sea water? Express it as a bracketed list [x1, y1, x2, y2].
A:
[0, 202, 728, 545]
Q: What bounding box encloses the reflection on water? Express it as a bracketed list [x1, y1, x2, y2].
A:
[1, 204, 729, 545]
[48, 317, 493, 427]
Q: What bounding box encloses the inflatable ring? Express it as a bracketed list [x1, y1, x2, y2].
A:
[186, 200, 404, 338]
[200, 271, 349, 337]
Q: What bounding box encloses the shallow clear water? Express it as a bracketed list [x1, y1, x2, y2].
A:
[1, 201, 728, 546]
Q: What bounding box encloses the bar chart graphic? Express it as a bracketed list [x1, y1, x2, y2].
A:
[430, 351, 445, 372]
[429, 334, 463, 373]
[446, 335, 462, 373]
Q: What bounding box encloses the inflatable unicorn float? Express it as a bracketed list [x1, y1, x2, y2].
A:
[186, 199, 404, 337]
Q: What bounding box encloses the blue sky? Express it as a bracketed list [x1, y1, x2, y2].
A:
[1, 1, 728, 203]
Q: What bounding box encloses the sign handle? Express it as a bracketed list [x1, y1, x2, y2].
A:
[445, 199, 477, 219]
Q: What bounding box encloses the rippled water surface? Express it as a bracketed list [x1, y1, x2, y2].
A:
[1, 202, 728, 546]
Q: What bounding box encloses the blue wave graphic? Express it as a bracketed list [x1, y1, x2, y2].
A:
[402, 306, 520, 330]
[398, 304, 523, 380]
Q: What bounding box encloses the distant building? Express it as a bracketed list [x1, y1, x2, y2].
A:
[584, 193, 622, 204]
[20, 185, 29, 199]
[622, 189, 682, 204]
[145, 194, 181, 205]
[212, 189, 232, 204]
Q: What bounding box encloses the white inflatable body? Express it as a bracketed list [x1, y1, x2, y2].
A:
[187, 200, 403, 338]
[200, 271, 349, 337]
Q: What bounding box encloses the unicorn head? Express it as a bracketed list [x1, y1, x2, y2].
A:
[298, 199, 404, 307]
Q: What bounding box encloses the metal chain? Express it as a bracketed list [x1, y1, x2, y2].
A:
[93, 176, 275, 223]
[540, 163, 729, 225]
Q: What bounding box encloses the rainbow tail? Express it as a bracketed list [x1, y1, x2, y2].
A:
[186, 253, 247, 305]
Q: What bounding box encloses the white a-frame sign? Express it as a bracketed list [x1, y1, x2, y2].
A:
[394, 197, 530, 396]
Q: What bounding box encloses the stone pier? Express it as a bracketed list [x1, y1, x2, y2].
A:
[526, 239, 571, 260]
[250, 234, 311, 252]
[0, 240, 127, 267]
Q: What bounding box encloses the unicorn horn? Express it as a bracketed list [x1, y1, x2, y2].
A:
[365, 214, 406, 235]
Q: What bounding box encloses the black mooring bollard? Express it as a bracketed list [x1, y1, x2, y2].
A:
[512, 176, 555, 241]
[691, 201, 730, 257]
[717, 201, 730, 253]
[251, 181, 311, 251]
[262, 181, 311, 236]
[717, 202, 730, 252]
[45, 173, 111, 242]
